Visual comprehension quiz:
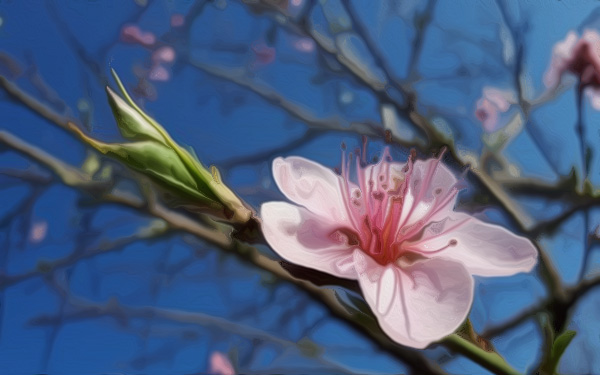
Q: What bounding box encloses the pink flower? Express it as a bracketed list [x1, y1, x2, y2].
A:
[120, 25, 156, 47]
[152, 46, 176, 64]
[251, 43, 276, 66]
[261, 150, 537, 348]
[294, 38, 315, 53]
[545, 29, 600, 109]
[545, 30, 600, 88]
[209, 352, 235, 375]
[475, 87, 516, 132]
[148, 65, 169, 81]
[29, 220, 47, 243]
[170, 14, 185, 28]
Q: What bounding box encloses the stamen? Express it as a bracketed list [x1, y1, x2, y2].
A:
[338, 151, 363, 237]
[336, 141, 463, 266]
[397, 185, 460, 242]
[397, 154, 439, 231]
[437, 146, 447, 160]
[340, 147, 346, 178]
[369, 228, 381, 255]
[400, 238, 458, 255]
[361, 135, 368, 165]
[356, 153, 368, 211]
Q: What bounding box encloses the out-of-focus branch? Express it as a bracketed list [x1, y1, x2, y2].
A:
[238, 0, 437, 142]
[189, 54, 536, 239]
[406, 0, 438, 80]
[0, 75, 74, 131]
[341, 1, 407, 91]
[482, 272, 600, 338]
[187, 60, 389, 143]
[0, 45, 551, 371]
[0, 131, 95, 188]
[0, 130, 231, 248]
[236, 0, 537, 234]
[220, 128, 322, 169]
[0, 220, 169, 290]
[31, 294, 360, 375]
[0, 77, 446, 374]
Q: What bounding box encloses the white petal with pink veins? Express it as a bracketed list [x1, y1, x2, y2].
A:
[272, 157, 353, 225]
[407, 212, 538, 276]
[400, 159, 458, 228]
[261, 201, 356, 278]
[354, 249, 473, 348]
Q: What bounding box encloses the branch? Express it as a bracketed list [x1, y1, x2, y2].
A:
[0, 220, 169, 290]
[0, 131, 95, 187]
[0, 75, 74, 131]
[31, 294, 359, 375]
[0, 56, 551, 373]
[187, 59, 389, 142]
[482, 273, 600, 339]
[0, 130, 231, 248]
[0, 120, 444, 374]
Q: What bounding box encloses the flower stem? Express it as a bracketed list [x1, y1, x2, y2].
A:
[575, 86, 592, 281]
[443, 334, 521, 375]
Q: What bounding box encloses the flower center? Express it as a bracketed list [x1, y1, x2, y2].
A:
[335, 145, 458, 266]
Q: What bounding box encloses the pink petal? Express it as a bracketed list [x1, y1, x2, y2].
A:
[587, 87, 600, 110]
[294, 38, 315, 53]
[209, 352, 235, 375]
[152, 46, 176, 64]
[483, 87, 513, 112]
[149, 65, 170, 81]
[544, 31, 578, 88]
[354, 249, 473, 348]
[29, 221, 48, 243]
[580, 30, 600, 82]
[170, 14, 185, 27]
[120, 25, 156, 47]
[272, 156, 352, 225]
[408, 212, 538, 277]
[475, 97, 500, 133]
[261, 201, 357, 278]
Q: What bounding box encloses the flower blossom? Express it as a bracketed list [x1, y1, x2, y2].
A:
[544, 29, 600, 109]
[251, 42, 276, 67]
[475, 87, 517, 132]
[120, 25, 156, 47]
[261, 149, 537, 348]
[209, 352, 235, 375]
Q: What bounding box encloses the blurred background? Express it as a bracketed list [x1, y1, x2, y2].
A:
[1, 0, 600, 374]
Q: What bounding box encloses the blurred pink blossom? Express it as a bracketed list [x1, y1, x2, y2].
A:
[294, 38, 315, 53]
[251, 43, 276, 66]
[586, 87, 600, 109]
[475, 87, 516, 132]
[120, 25, 156, 47]
[29, 221, 47, 243]
[152, 46, 176, 64]
[545, 29, 600, 110]
[209, 352, 235, 375]
[544, 30, 600, 89]
[170, 13, 185, 27]
[149, 65, 169, 81]
[261, 150, 537, 348]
